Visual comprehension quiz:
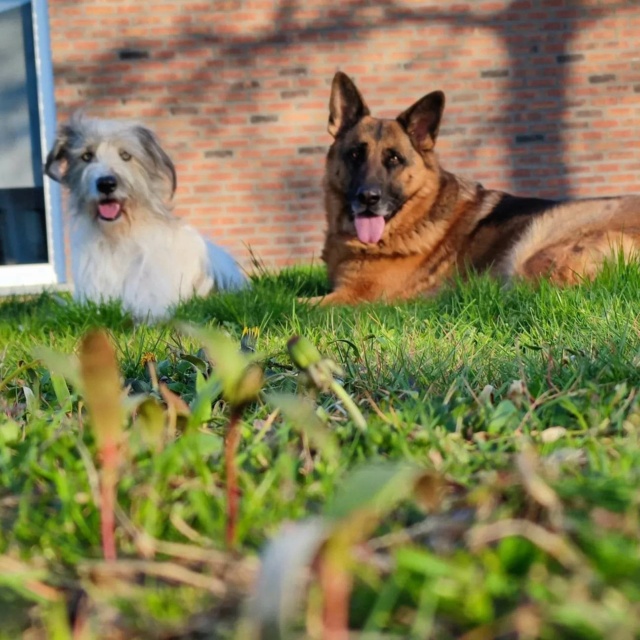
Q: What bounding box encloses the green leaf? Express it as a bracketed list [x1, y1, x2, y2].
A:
[395, 547, 454, 578]
[32, 346, 81, 390]
[325, 462, 425, 522]
[195, 367, 207, 395]
[266, 392, 338, 462]
[135, 396, 166, 452]
[178, 323, 263, 407]
[487, 400, 518, 433]
[50, 373, 72, 412]
[183, 431, 223, 457]
[188, 377, 220, 429]
[41, 600, 73, 640]
[181, 353, 209, 373]
[23, 386, 39, 417]
[0, 419, 21, 444]
[287, 335, 322, 369]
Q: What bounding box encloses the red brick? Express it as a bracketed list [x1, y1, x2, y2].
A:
[49, 0, 640, 273]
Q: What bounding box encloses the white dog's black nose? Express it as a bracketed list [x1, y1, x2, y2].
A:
[96, 175, 117, 195]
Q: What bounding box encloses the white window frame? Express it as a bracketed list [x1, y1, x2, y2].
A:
[0, 0, 66, 295]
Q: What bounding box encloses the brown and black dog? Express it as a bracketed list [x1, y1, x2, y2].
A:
[314, 71, 640, 305]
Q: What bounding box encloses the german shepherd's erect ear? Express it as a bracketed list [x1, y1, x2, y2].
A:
[396, 91, 446, 153]
[328, 72, 371, 138]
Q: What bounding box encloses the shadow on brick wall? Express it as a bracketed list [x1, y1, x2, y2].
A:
[54, 0, 636, 206]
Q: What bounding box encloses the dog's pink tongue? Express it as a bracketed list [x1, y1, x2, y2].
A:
[354, 216, 385, 244]
[98, 202, 121, 220]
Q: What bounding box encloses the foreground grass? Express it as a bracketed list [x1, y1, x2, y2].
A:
[1, 263, 640, 638]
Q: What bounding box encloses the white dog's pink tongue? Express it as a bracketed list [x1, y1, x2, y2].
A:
[98, 202, 121, 220]
[354, 216, 385, 244]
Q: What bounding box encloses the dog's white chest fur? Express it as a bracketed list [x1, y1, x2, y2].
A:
[71, 217, 238, 319]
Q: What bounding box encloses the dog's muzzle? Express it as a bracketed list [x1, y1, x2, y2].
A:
[349, 186, 391, 244]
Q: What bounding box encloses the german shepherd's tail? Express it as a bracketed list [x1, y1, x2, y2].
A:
[502, 196, 640, 284]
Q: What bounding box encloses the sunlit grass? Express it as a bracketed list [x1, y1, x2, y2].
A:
[1, 262, 640, 638]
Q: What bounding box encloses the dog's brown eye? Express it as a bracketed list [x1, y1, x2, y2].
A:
[81, 151, 93, 162]
[386, 151, 404, 167]
[120, 150, 132, 161]
[349, 147, 365, 162]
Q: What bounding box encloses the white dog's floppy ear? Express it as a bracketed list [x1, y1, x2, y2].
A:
[44, 123, 74, 182]
[134, 126, 177, 197]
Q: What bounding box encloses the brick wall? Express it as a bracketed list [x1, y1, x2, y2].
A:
[49, 0, 640, 272]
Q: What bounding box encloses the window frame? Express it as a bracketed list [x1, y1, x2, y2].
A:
[0, 0, 66, 295]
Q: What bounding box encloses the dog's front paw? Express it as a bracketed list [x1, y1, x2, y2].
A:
[296, 294, 326, 305]
[297, 291, 351, 306]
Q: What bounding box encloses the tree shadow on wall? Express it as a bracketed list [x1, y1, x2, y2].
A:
[53, 0, 636, 208]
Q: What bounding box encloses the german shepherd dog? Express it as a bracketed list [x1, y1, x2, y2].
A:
[316, 72, 640, 305]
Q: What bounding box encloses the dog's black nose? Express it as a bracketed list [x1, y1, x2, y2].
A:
[96, 175, 117, 195]
[357, 187, 382, 207]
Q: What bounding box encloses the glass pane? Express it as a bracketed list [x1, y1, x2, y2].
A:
[0, 1, 48, 266]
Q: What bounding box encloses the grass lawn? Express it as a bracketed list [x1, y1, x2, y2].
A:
[1, 262, 640, 639]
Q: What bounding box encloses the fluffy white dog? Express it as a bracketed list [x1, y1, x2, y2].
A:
[44, 115, 246, 320]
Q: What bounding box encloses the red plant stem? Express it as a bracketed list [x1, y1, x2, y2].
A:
[100, 440, 118, 561]
[72, 592, 90, 640]
[318, 552, 351, 640]
[225, 410, 242, 549]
